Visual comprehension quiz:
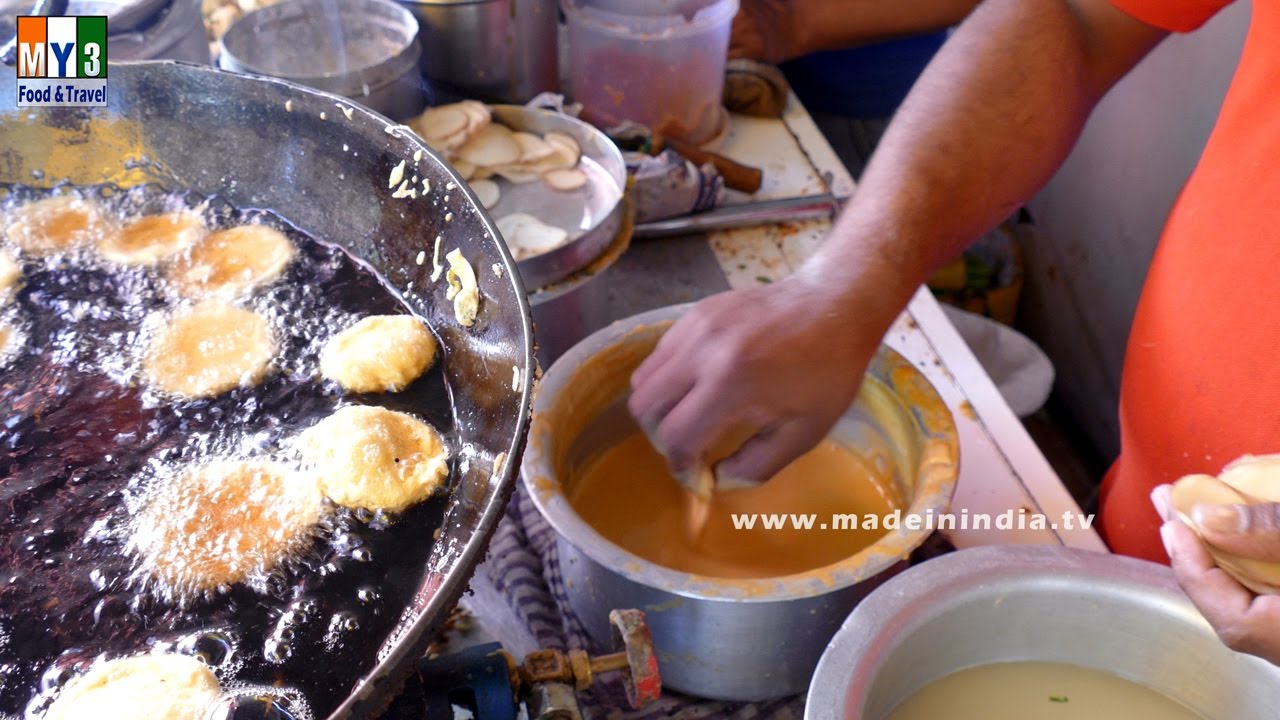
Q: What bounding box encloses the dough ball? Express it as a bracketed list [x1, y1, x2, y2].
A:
[44, 653, 221, 720]
[298, 405, 449, 512]
[143, 299, 276, 399]
[320, 315, 437, 393]
[99, 212, 206, 266]
[168, 224, 296, 298]
[130, 459, 325, 597]
[0, 249, 20, 304]
[4, 195, 114, 255]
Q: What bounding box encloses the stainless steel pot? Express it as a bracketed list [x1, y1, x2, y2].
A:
[219, 0, 427, 121]
[807, 545, 1280, 719]
[522, 304, 960, 700]
[397, 0, 558, 103]
[0, 61, 533, 720]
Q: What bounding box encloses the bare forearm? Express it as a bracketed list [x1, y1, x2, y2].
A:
[805, 0, 1167, 334]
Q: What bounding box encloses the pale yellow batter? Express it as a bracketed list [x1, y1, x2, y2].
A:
[887, 662, 1203, 720]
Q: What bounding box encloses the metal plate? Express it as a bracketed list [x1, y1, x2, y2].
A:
[487, 105, 625, 290]
[0, 61, 534, 720]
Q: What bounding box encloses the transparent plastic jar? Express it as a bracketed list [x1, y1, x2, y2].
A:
[561, 0, 738, 146]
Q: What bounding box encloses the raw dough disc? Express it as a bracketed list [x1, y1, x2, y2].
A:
[100, 212, 206, 266]
[298, 405, 449, 512]
[320, 315, 437, 393]
[4, 195, 115, 255]
[168, 224, 297, 298]
[0, 249, 19, 304]
[143, 299, 276, 399]
[44, 653, 221, 720]
[130, 459, 326, 596]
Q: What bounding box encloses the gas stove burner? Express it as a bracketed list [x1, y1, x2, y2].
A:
[385, 609, 660, 720]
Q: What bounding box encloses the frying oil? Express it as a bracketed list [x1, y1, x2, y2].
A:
[0, 185, 455, 719]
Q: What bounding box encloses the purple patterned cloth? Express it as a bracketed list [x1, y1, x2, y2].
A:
[463, 484, 807, 720]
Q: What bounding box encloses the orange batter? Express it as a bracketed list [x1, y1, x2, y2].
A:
[568, 432, 900, 578]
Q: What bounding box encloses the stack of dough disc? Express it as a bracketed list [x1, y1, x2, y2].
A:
[99, 212, 206, 266]
[142, 299, 276, 399]
[168, 224, 297, 298]
[130, 459, 326, 598]
[3, 195, 116, 255]
[319, 315, 437, 393]
[298, 405, 449, 512]
[1172, 454, 1280, 594]
[44, 653, 221, 720]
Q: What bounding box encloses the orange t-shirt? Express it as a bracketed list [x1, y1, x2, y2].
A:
[1100, 0, 1277, 561]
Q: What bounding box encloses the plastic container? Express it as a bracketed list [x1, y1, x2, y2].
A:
[561, 0, 737, 146]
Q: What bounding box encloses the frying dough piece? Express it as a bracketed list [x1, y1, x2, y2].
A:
[0, 249, 19, 304]
[45, 653, 220, 720]
[0, 321, 18, 365]
[168, 224, 297, 298]
[298, 405, 449, 512]
[143, 299, 276, 398]
[130, 459, 325, 596]
[99, 212, 206, 266]
[320, 315, 437, 393]
[4, 195, 114, 255]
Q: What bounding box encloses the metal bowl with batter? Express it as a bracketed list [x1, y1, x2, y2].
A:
[521, 303, 960, 701]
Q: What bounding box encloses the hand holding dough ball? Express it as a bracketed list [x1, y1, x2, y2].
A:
[298, 405, 449, 512]
[129, 459, 326, 598]
[168, 224, 297, 298]
[44, 653, 221, 720]
[143, 299, 276, 398]
[99, 212, 207, 266]
[4, 196, 115, 255]
[320, 315, 437, 393]
[1172, 454, 1280, 595]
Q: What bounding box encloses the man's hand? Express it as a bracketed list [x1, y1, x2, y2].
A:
[1154, 486, 1280, 665]
[628, 273, 882, 484]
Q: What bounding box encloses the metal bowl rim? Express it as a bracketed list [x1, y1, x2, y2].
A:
[218, 0, 421, 85]
[521, 303, 959, 602]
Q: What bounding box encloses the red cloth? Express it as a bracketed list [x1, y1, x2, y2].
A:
[1099, 0, 1277, 562]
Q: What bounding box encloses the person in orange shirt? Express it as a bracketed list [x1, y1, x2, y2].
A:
[631, 0, 1280, 664]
